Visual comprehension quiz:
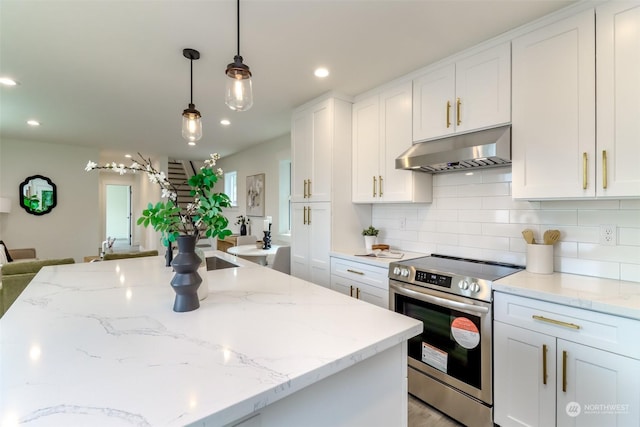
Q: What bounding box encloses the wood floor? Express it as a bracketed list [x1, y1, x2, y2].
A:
[408, 395, 464, 427]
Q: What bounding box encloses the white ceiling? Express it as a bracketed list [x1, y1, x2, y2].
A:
[0, 0, 574, 161]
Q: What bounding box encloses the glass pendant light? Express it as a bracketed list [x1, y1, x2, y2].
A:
[225, 0, 253, 111]
[182, 48, 203, 143]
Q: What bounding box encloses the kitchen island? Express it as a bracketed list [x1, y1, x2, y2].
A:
[0, 251, 421, 426]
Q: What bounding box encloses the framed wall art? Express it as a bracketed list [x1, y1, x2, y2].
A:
[246, 173, 265, 217]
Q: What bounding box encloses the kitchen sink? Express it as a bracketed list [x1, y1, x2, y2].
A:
[205, 256, 239, 271]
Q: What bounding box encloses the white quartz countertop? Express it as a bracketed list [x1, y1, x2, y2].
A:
[0, 251, 421, 426]
[329, 249, 428, 268]
[494, 271, 640, 320]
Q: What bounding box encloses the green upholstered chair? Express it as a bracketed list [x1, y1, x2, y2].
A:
[1, 257, 75, 317]
[102, 250, 159, 261]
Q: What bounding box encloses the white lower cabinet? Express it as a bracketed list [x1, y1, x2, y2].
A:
[494, 292, 640, 427]
[330, 257, 389, 308]
[291, 203, 331, 288]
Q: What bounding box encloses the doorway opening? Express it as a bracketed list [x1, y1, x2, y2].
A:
[106, 184, 132, 247]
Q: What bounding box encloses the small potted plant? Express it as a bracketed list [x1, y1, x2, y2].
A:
[235, 215, 250, 236]
[362, 226, 379, 254]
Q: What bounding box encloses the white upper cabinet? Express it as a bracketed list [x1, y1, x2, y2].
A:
[291, 98, 335, 202]
[353, 81, 431, 203]
[512, 9, 596, 199]
[596, 1, 640, 198]
[412, 42, 511, 142]
[512, 6, 640, 200]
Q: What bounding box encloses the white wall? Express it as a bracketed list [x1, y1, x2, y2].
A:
[373, 167, 640, 283]
[215, 134, 291, 243]
[0, 139, 100, 262]
[96, 155, 166, 252]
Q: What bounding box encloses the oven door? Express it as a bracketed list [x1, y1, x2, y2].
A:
[390, 279, 492, 405]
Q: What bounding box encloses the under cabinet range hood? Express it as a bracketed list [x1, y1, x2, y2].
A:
[396, 125, 511, 173]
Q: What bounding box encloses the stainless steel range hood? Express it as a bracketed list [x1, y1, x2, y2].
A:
[396, 125, 511, 173]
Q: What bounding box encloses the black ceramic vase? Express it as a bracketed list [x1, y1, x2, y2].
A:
[170, 235, 202, 312]
[240, 223, 247, 236]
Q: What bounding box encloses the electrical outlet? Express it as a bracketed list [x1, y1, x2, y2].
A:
[399, 218, 406, 230]
[599, 224, 616, 246]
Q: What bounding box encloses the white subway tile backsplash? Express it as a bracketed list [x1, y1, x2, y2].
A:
[620, 200, 640, 210]
[457, 182, 510, 197]
[459, 209, 510, 223]
[510, 210, 577, 225]
[555, 257, 621, 280]
[458, 234, 510, 251]
[371, 169, 640, 283]
[578, 210, 640, 227]
[619, 228, 640, 246]
[621, 264, 640, 282]
[541, 200, 620, 210]
[481, 167, 512, 183]
[436, 197, 482, 210]
[481, 195, 540, 210]
[434, 172, 482, 187]
[578, 243, 640, 264]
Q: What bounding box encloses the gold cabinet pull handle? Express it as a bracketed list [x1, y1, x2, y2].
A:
[307, 206, 311, 224]
[308, 179, 311, 198]
[303, 206, 307, 225]
[446, 101, 451, 128]
[456, 98, 461, 126]
[583, 152, 588, 190]
[349, 285, 354, 297]
[532, 315, 581, 330]
[542, 344, 548, 385]
[303, 179, 308, 198]
[562, 350, 568, 393]
[379, 175, 383, 197]
[373, 176, 377, 197]
[346, 269, 364, 275]
[356, 288, 361, 299]
[602, 150, 608, 189]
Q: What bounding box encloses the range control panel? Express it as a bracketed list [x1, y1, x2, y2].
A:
[415, 271, 452, 288]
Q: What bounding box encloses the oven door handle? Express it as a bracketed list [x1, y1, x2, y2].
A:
[390, 282, 489, 314]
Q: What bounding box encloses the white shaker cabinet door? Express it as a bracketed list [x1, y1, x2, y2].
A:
[308, 202, 331, 288]
[512, 9, 595, 199]
[413, 64, 455, 142]
[352, 95, 380, 203]
[596, 2, 640, 198]
[455, 42, 511, 133]
[556, 339, 640, 427]
[494, 321, 556, 427]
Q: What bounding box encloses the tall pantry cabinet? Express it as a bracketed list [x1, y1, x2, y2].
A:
[290, 95, 369, 288]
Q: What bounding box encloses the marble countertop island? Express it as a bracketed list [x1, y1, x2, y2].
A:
[0, 251, 421, 426]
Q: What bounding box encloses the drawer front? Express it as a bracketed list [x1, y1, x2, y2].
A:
[331, 275, 389, 309]
[330, 258, 388, 290]
[494, 292, 640, 359]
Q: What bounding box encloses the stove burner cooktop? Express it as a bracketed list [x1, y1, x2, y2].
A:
[389, 254, 524, 302]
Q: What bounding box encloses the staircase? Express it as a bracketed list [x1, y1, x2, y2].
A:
[167, 160, 193, 211]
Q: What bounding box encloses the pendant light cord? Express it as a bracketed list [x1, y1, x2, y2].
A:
[190, 58, 194, 105]
[236, 0, 240, 57]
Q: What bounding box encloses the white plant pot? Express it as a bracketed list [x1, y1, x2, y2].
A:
[364, 235, 377, 254]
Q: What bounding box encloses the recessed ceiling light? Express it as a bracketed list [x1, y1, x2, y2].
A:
[220, 119, 231, 126]
[188, 141, 196, 146]
[0, 77, 18, 86]
[124, 154, 132, 158]
[314, 68, 329, 78]
[27, 120, 40, 126]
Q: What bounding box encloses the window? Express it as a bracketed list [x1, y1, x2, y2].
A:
[224, 171, 237, 206]
[278, 160, 291, 235]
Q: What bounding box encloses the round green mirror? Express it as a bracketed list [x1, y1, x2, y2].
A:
[19, 175, 57, 215]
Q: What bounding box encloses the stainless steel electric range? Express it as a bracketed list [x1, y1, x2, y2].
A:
[389, 254, 524, 427]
